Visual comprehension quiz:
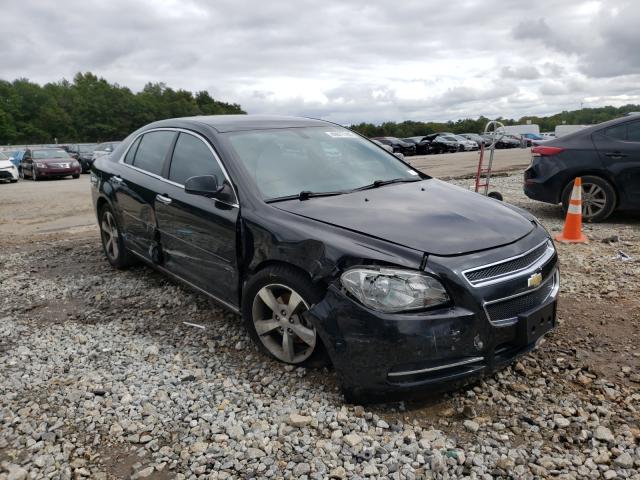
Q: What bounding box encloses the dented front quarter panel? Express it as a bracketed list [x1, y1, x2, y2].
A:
[240, 206, 425, 282]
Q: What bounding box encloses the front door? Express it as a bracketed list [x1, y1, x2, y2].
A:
[592, 119, 640, 208]
[154, 131, 239, 305]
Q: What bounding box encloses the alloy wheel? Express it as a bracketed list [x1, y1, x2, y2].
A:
[251, 284, 316, 364]
[101, 211, 120, 261]
[582, 183, 607, 219]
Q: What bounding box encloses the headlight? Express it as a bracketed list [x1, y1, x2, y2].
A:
[340, 267, 450, 313]
[35, 162, 47, 168]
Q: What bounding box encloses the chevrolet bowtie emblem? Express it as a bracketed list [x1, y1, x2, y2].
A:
[527, 272, 543, 288]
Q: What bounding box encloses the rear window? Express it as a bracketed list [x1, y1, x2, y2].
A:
[131, 131, 175, 175]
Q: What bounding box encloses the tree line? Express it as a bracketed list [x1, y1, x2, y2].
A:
[349, 104, 640, 138]
[0, 72, 245, 145]
[2, 72, 639, 145]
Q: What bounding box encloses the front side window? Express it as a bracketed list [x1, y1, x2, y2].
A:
[605, 124, 627, 141]
[626, 121, 640, 142]
[226, 127, 421, 200]
[132, 131, 175, 175]
[168, 133, 224, 185]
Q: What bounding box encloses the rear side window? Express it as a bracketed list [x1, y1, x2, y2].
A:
[124, 137, 141, 165]
[132, 131, 175, 175]
[168, 133, 224, 185]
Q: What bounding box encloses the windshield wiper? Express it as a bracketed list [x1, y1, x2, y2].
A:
[265, 190, 345, 203]
[352, 177, 421, 192]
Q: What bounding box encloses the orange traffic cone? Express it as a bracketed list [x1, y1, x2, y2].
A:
[555, 177, 588, 244]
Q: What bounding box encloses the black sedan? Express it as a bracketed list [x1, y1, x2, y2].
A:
[91, 115, 559, 402]
[524, 114, 640, 222]
[403, 136, 432, 155]
[370, 137, 416, 156]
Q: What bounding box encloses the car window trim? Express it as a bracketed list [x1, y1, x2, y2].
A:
[118, 127, 239, 208]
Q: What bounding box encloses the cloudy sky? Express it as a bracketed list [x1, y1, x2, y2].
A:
[1, 0, 639, 124]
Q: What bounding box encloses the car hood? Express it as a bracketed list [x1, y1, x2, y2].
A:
[273, 179, 534, 256]
[0, 160, 15, 168]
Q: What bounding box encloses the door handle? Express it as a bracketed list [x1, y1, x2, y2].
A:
[605, 152, 628, 158]
[111, 175, 124, 184]
[156, 194, 172, 205]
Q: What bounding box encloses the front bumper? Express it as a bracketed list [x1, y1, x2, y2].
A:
[0, 168, 18, 180]
[308, 233, 559, 402]
[36, 166, 81, 177]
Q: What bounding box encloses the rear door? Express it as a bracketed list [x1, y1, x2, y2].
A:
[154, 131, 239, 305]
[592, 120, 640, 208]
[113, 130, 177, 258]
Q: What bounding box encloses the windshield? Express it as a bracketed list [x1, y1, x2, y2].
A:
[226, 127, 421, 200]
[0, 151, 9, 160]
[33, 150, 70, 159]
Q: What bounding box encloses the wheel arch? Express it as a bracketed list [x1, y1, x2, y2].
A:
[240, 259, 328, 305]
[557, 169, 619, 205]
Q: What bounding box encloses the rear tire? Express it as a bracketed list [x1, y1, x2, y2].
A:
[99, 204, 135, 269]
[561, 175, 616, 223]
[242, 265, 330, 368]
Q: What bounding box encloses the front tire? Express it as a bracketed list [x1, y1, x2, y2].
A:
[242, 265, 330, 368]
[99, 205, 135, 268]
[561, 175, 616, 223]
[72, 174, 80, 179]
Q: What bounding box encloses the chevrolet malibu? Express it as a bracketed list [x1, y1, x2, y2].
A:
[91, 115, 559, 402]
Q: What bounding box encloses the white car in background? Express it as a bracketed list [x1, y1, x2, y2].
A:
[453, 135, 479, 151]
[0, 151, 19, 183]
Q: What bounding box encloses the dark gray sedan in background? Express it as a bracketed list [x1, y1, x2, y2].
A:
[91, 115, 558, 401]
[525, 114, 640, 222]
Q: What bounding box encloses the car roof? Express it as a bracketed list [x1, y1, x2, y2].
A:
[148, 115, 331, 133]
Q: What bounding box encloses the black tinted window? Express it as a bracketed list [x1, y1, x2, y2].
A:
[132, 131, 175, 175]
[169, 133, 224, 185]
[626, 122, 640, 142]
[124, 137, 141, 165]
[605, 124, 627, 140]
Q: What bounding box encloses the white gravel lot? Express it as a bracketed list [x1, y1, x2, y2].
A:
[1, 172, 639, 480]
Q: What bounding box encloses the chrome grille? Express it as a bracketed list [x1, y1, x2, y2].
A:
[485, 271, 558, 325]
[464, 240, 552, 286]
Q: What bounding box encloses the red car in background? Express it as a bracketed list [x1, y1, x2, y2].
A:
[20, 148, 82, 180]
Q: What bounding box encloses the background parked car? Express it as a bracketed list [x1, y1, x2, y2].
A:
[481, 133, 519, 149]
[68, 143, 98, 172]
[524, 114, 640, 222]
[453, 134, 479, 151]
[0, 151, 19, 183]
[370, 137, 416, 156]
[402, 136, 432, 155]
[370, 139, 394, 154]
[9, 149, 25, 171]
[20, 148, 82, 180]
[460, 133, 489, 147]
[90, 141, 121, 166]
[423, 133, 461, 153]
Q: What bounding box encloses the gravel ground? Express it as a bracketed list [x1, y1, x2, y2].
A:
[1, 172, 639, 479]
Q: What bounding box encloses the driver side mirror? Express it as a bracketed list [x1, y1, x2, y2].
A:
[184, 175, 224, 198]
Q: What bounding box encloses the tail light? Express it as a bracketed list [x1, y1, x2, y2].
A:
[531, 146, 565, 157]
